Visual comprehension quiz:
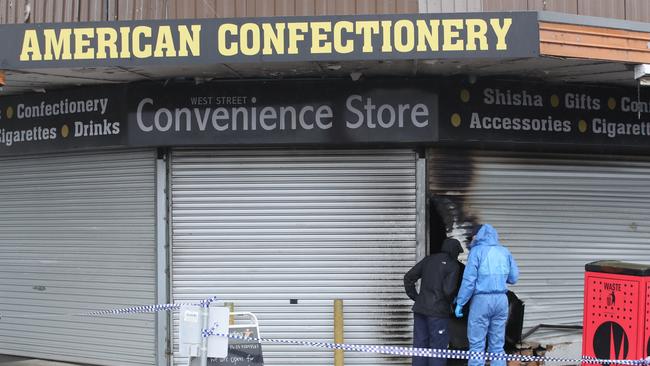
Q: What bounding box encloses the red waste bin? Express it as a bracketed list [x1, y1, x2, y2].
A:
[583, 260, 650, 365]
[646, 279, 650, 358]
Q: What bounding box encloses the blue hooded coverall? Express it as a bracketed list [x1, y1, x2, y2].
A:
[455, 224, 519, 366]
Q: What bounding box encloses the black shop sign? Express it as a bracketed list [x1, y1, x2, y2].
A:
[0, 85, 126, 155]
[8, 78, 650, 156]
[439, 79, 650, 152]
[1, 12, 539, 69]
[126, 80, 438, 146]
[0, 80, 438, 156]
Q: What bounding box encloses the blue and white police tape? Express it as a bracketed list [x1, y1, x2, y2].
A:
[202, 323, 650, 365]
[1, 296, 218, 319]
[8, 298, 647, 366]
[81, 302, 184, 316]
[80, 296, 219, 316]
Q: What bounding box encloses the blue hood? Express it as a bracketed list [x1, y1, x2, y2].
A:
[456, 223, 519, 307]
[472, 223, 501, 247]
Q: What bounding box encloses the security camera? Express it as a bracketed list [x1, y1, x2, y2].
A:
[634, 64, 650, 86]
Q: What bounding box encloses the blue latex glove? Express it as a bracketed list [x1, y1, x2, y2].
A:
[454, 304, 464, 318]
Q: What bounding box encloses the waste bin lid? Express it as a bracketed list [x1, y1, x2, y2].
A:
[585, 260, 650, 276]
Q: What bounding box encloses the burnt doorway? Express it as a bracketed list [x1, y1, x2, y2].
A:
[429, 197, 448, 254]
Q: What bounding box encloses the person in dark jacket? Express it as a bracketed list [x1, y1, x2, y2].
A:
[404, 238, 464, 366]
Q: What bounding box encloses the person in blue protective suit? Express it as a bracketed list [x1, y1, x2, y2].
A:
[404, 238, 464, 366]
[454, 224, 519, 366]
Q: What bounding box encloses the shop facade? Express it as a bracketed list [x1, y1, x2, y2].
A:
[430, 79, 650, 342]
[0, 77, 437, 365]
[0, 6, 650, 366]
[146, 80, 435, 365]
[0, 86, 161, 365]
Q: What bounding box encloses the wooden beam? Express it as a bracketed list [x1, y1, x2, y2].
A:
[540, 21, 650, 63]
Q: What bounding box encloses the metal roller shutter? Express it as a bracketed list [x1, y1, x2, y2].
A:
[0, 149, 157, 365]
[428, 150, 650, 336]
[171, 149, 418, 366]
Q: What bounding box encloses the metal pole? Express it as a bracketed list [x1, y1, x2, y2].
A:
[416, 157, 427, 261]
[200, 305, 209, 366]
[155, 152, 170, 366]
[224, 302, 235, 325]
[334, 299, 344, 366]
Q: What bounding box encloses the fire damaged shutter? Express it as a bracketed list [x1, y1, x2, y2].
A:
[170, 149, 418, 366]
[428, 150, 650, 337]
[0, 150, 157, 365]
